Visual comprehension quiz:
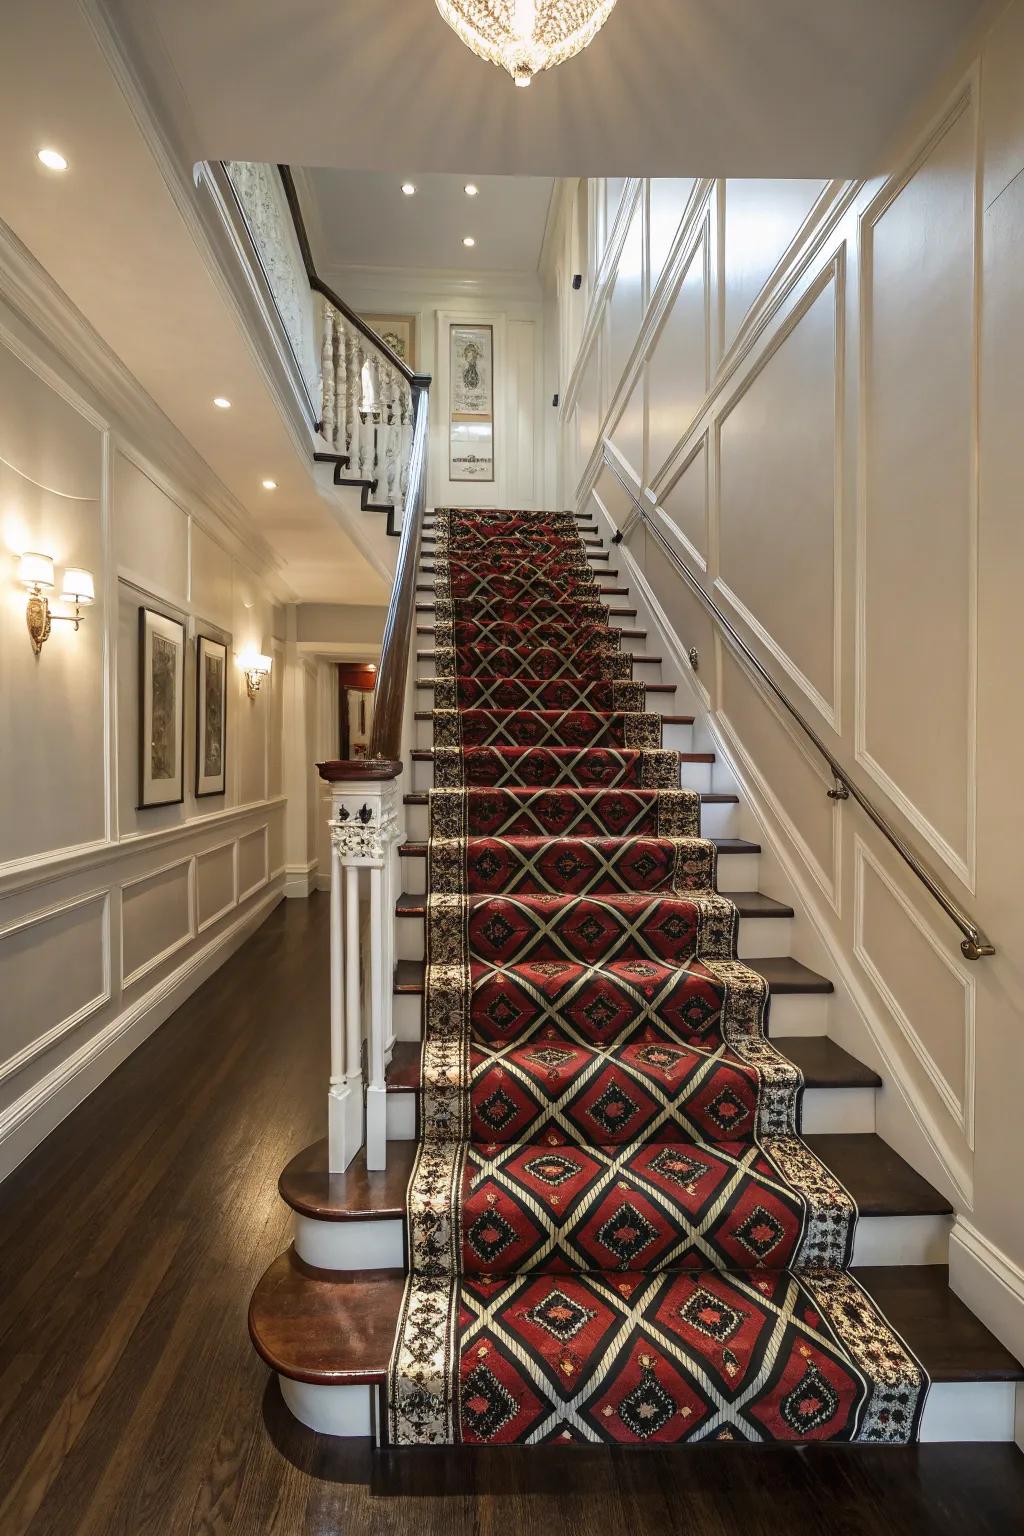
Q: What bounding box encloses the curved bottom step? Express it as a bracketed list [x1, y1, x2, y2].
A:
[250, 1251, 1022, 1442]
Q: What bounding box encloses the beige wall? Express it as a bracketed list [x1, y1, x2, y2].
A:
[551, 1, 1024, 1355]
[0, 289, 289, 1180]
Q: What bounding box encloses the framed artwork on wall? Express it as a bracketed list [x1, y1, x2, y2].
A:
[195, 633, 228, 797]
[362, 313, 417, 370]
[138, 607, 185, 809]
[449, 322, 494, 482]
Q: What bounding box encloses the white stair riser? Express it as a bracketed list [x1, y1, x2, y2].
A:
[399, 850, 766, 899]
[276, 1375, 1019, 1443]
[402, 797, 737, 845]
[292, 1210, 948, 1274]
[391, 988, 828, 1042]
[396, 912, 794, 965]
[384, 1086, 873, 1142]
[411, 722, 697, 756]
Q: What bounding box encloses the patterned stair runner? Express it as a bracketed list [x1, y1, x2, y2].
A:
[389, 508, 927, 1446]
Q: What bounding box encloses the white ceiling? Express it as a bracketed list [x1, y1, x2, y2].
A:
[106, 0, 992, 178]
[0, 0, 388, 606]
[300, 170, 554, 276]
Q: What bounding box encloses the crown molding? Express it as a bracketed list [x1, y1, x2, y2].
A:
[0, 217, 292, 597]
[324, 262, 544, 305]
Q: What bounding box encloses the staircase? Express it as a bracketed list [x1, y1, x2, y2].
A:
[250, 507, 1023, 1446]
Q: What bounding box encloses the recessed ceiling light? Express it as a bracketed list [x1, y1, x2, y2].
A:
[401, 182, 416, 196]
[463, 236, 476, 248]
[465, 183, 479, 197]
[213, 396, 231, 409]
[261, 479, 277, 490]
[37, 148, 68, 172]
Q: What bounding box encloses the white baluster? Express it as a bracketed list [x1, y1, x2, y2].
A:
[321, 306, 337, 447]
[327, 782, 400, 1172]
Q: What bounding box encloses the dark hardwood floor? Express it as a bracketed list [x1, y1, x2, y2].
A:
[1, 893, 1022, 1535]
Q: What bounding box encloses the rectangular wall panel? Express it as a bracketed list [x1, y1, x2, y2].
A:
[0, 892, 109, 1085]
[659, 436, 708, 569]
[649, 180, 695, 292]
[196, 841, 237, 932]
[722, 179, 826, 352]
[114, 451, 188, 602]
[238, 826, 269, 902]
[647, 230, 708, 480]
[121, 859, 193, 988]
[860, 96, 976, 881]
[718, 267, 841, 723]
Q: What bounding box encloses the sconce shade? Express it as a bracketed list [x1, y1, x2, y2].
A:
[18, 552, 55, 591]
[61, 568, 95, 604]
[240, 651, 272, 676]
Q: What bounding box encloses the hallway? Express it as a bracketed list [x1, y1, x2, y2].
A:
[0, 894, 1019, 1533]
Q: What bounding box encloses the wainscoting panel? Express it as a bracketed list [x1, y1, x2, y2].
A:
[610, 371, 645, 483]
[858, 90, 977, 886]
[646, 227, 709, 482]
[114, 449, 189, 605]
[189, 519, 234, 632]
[238, 826, 270, 904]
[121, 856, 195, 989]
[717, 264, 841, 726]
[649, 179, 696, 292]
[854, 838, 974, 1145]
[719, 649, 839, 907]
[604, 197, 644, 397]
[0, 890, 110, 1088]
[507, 318, 538, 507]
[721, 179, 827, 355]
[196, 840, 237, 932]
[658, 434, 709, 571]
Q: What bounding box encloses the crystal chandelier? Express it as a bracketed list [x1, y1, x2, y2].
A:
[436, 0, 619, 88]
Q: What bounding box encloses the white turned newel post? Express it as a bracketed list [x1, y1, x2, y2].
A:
[326, 778, 401, 1173]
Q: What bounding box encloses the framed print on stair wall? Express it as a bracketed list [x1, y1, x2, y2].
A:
[195, 633, 228, 797]
[361, 313, 417, 370]
[449, 322, 494, 481]
[138, 606, 185, 809]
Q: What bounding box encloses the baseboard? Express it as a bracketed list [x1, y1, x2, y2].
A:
[284, 860, 319, 898]
[0, 882, 284, 1182]
[951, 1217, 1024, 1359]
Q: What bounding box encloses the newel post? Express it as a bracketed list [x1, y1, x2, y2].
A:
[326, 775, 401, 1172]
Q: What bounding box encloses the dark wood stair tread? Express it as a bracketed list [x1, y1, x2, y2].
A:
[394, 953, 829, 996]
[802, 1134, 952, 1216]
[415, 680, 678, 694]
[415, 626, 648, 640]
[399, 835, 762, 861]
[278, 1132, 942, 1226]
[402, 789, 733, 807]
[250, 1252, 1022, 1388]
[249, 1250, 404, 1386]
[412, 711, 691, 722]
[415, 651, 659, 664]
[415, 605, 640, 617]
[395, 889, 792, 920]
[279, 1140, 416, 1222]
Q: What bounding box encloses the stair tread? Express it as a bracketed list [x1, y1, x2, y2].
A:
[394, 954, 831, 996]
[249, 1250, 1023, 1387]
[281, 1128, 946, 1225]
[416, 626, 648, 639]
[399, 834, 762, 859]
[395, 889, 794, 920]
[413, 711, 692, 722]
[402, 789, 735, 806]
[416, 650, 658, 662]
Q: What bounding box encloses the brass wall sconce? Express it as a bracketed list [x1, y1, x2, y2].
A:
[238, 650, 272, 699]
[18, 552, 95, 655]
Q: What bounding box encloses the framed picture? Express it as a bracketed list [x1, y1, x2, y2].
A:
[138, 607, 185, 809]
[449, 322, 494, 482]
[362, 313, 417, 370]
[195, 634, 228, 797]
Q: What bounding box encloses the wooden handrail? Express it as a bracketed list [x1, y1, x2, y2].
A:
[277, 165, 431, 392]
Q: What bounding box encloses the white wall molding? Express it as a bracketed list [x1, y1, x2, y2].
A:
[853, 837, 976, 1146]
[598, 494, 973, 1208]
[950, 1219, 1024, 1374]
[120, 854, 197, 991]
[0, 884, 283, 1182]
[0, 890, 112, 1090]
[853, 76, 979, 895]
[0, 797, 287, 902]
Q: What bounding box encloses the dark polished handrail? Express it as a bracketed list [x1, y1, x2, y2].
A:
[277, 165, 431, 392]
[602, 455, 995, 961]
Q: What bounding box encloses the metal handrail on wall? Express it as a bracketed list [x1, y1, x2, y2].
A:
[602, 456, 995, 962]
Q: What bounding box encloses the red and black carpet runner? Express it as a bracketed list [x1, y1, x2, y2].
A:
[389, 508, 927, 1445]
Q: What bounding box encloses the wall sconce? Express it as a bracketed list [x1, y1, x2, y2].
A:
[18, 552, 95, 655]
[238, 650, 272, 699]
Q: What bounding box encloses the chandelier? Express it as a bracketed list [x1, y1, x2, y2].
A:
[436, 0, 619, 88]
